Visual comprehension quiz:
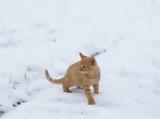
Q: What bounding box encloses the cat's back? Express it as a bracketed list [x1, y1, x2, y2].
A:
[65, 61, 82, 78]
[64, 61, 83, 86]
[67, 61, 80, 73]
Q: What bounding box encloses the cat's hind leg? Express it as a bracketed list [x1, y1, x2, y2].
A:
[62, 84, 72, 93]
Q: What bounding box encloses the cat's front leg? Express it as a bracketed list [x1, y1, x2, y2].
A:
[93, 84, 99, 94]
[83, 84, 95, 105]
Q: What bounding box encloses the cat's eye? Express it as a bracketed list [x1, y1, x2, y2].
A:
[82, 66, 86, 69]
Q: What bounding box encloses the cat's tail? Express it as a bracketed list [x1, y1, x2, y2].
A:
[45, 69, 64, 84]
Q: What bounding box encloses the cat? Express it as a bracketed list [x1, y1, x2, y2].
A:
[45, 52, 101, 105]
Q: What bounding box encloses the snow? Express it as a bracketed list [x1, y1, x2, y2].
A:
[0, 0, 160, 119]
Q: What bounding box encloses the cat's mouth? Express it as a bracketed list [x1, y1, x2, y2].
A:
[79, 65, 91, 70]
[79, 68, 90, 73]
[79, 69, 90, 72]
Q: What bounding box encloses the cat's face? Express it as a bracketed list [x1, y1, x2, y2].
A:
[79, 52, 97, 72]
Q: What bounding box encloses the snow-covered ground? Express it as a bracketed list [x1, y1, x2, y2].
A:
[0, 0, 160, 119]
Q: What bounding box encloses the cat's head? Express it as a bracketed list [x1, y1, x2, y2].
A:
[79, 52, 97, 72]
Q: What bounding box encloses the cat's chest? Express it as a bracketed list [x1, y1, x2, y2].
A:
[82, 78, 100, 85]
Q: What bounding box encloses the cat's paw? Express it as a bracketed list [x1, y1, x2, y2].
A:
[88, 99, 95, 105]
[77, 86, 83, 89]
[64, 90, 72, 93]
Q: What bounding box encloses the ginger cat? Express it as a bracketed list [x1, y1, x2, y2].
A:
[45, 53, 101, 105]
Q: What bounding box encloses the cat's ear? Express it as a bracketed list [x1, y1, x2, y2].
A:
[79, 52, 86, 59]
[91, 56, 96, 65]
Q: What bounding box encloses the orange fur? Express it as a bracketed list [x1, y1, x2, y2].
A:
[45, 52, 101, 105]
